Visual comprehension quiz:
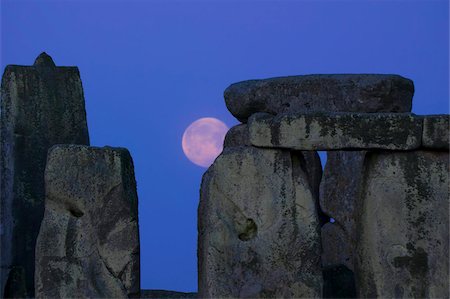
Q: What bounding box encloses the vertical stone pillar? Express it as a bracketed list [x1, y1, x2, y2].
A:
[35, 145, 140, 298]
[0, 53, 90, 297]
[355, 151, 449, 298]
[198, 146, 323, 298]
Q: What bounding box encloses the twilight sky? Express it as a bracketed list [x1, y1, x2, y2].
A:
[1, 0, 448, 292]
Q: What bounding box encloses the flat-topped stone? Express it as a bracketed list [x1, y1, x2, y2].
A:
[422, 115, 449, 150]
[224, 74, 414, 122]
[249, 112, 422, 150]
[35, 145, 140, 299]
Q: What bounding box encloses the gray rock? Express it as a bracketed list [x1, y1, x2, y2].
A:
[297, 150, 322, 201]
[249, 112, 422, 150]
[355, 151, 449, 298]
[35, 145, 140, 299]
[319, 151, 367, 272]
[198, 147, 322, 298]
[223, 124, 251, 148]
[140, 290, 197, 298]
[321, 223, 353, 271]
[422, 115, 449, 149]
[224, 74, 414, 122]
[0, 53, 89, 297]
[223, 124, 322, 200]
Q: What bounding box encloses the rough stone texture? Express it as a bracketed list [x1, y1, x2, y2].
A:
[249, 112, 422, 150]
[355, 151, 449, 298]
[321, 223, 353, 272]
[35, 145, 140, 298]
[319, 151, 367, 272]
[224, 74, 414, 122]
[198, 146, 322, 298]
[0, 53, 90, 297]
[222, 124, 322, 200]
[223, 124, 251, 148]
[422, 115, 449, 149]
[140, 290, 197, 299]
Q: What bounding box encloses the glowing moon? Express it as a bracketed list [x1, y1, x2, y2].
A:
[182, 117, 229, 168]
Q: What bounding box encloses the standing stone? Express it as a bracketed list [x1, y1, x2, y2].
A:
[0, 53, 89, 297]
[198, 147, 322, 298]
[35, 145, 140, 298]
[224, 74, 414, 122]
[223, 124, 322, 200]
[319, 151, 367, 272]
[355, 151, 449, 298]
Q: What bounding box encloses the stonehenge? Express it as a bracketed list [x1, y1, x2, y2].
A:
[1, 54, 448, 298]
[199, 74, 449, 298]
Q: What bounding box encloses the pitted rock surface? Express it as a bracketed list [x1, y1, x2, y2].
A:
[198, 147, 322, 298]
[249, 112, 422, 150]
[0, 53, 89, 297]
[422, 115, 449, 149]
[224, 74, 414, 122]
[355, 151, 449, 298]
[35, 145, 140, 299]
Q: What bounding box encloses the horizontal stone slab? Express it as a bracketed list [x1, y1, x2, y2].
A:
[248, 112, 422, 150]
[422, 115, 449, 150]
[224, 74, 414, 122]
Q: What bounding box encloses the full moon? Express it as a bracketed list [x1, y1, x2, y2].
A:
[182, 117, 229, 168]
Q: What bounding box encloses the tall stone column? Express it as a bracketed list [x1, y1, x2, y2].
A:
[35, 145, 140, 298]
[0, 53, 90, 297]
[355, 151, 449, 298]
[198, 146, 323, 298]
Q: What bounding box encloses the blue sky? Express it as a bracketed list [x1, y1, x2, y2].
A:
[1, 0, 448, 292]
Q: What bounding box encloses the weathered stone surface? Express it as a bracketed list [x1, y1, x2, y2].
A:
[249, 112, 422, 150]
[319, 151, 367, 272]
[222, 124, 322, 201]
[223, 124, 250, 148]
[35, 145, 140, 298]
[0, 53, 90, 297]
[224, 74, 414, 122]
[355, 151, 449, 298]
[198, 147, 322, 298]
[321, 223, 353, 271]
[140, 290, 197, 298]
[422, 115, 449, 149]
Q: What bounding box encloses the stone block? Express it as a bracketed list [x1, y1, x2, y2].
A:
[0, 53, 89, 297]
[35, 145, 140, 298]
[198, 147, 322, 298]
[422, 115, 449, 149]
[249, 112, 422, 150]
[224, 74, 413, 122]
[355, 151, 449, 298]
